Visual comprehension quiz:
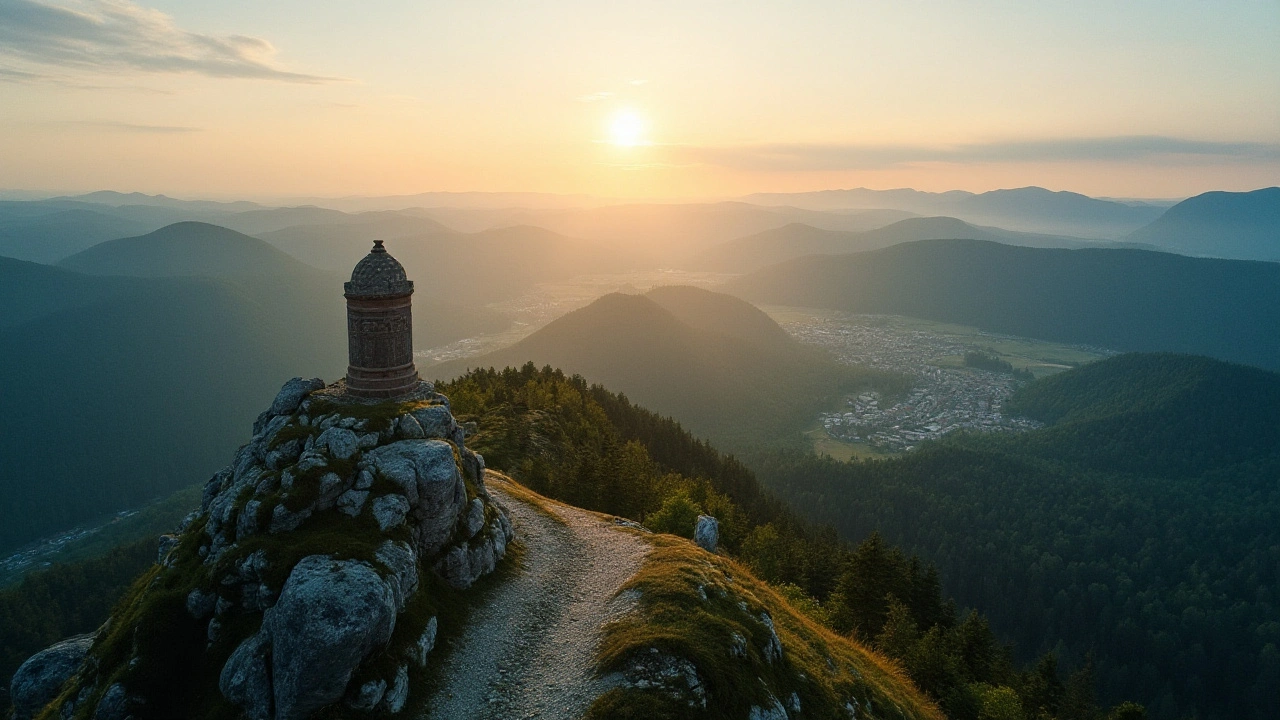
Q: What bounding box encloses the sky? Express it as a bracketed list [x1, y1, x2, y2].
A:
[0, 0, 1277, 200]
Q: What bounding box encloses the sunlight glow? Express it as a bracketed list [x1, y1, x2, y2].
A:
[607, 109, 647, 147]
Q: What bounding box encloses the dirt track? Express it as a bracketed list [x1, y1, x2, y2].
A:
[422, 476, 648, 719]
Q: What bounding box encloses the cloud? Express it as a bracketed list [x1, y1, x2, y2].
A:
[671, 136, 1280, 171]
[577, 91, 614, 103]
[0, 65, 47, 81]
[0, 0, 340, 83]
[60, 119, 201, 132]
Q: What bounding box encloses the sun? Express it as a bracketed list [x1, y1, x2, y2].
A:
[607, 109, 647, 147]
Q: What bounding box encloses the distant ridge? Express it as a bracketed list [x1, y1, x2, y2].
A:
[730, 238, 1280, 370]
[694, 216, 1129, 273]
[741, 186, 1166, 238]
[1126, 187, 1280, 261]
[59, 221, 318, 278]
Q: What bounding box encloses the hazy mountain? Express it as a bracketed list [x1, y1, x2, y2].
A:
[0, 259, 332, 552]
[0, 208, 152, 263]
[56, 220, 505, 349]
[60, 191, 263, 213]
[1126, 187, 1280, 261]
[59, 221, 319, 278]
[280, 190, 604, 212]
[254, 213, 455, 274]
[412, 203, 915, 259]
[742, 186, 1166, 238]
[729, 238, 1280, 370]
[644, 284, 792, 345]
[954, 187, 1164, 238]
[265, 223, 629, 305]
[694, 217, 1127, 273]
[431, 287, 892, 452]
[759, 353, 1280, 719]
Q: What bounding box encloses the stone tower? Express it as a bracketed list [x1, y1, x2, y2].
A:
[344, 240, 419, 398]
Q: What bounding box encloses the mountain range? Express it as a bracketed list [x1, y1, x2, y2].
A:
[693, 216, 1145, 273]
[730, 238, 1280, 370]
[741, 186, 1171, 238]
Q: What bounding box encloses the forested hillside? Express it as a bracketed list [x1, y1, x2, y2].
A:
[731, 239, 1280, 370]
[439, 364, 1141, 720]
[756, 354, 1279, 720]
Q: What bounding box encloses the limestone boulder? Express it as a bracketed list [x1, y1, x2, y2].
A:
[364, 440, 466, 554]
[381, 665, 410, 713]
[374, 540, 419, 612]
[407, 616, 439, 668]
[372, 493, 410, 531]
[9, 634, 93, 720]
[694, 515, 719, 553]
[409, 404, 455, 439]
[269, 377, 325, 417]
[265, 556, 398, 720]
[314, 427, 359, 461]
[219, 632, 272, 720]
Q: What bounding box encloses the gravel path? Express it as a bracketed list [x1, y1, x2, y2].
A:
[422, 476, 649, 719]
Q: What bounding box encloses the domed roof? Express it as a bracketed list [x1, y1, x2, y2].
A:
[344, 240, 414, 298]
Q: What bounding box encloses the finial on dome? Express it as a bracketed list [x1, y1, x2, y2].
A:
[372, 240, 386, 253]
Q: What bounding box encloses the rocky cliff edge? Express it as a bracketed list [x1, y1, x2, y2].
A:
[11, 377, 513, 720]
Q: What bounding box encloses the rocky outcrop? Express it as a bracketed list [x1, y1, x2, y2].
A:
[694, 514, 719, 552]
[18, 377, 514, 720]
[9, 634, 93, 720]
[603, 647, 708, 710]
[265, 557, 398, 720]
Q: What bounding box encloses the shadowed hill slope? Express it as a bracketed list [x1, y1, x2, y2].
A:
[0, 262, 327, 552]
[1127, 187, 1280, 261]
[0, 257, 134, 329]
[431, 287, 895, 452]
[0, 209, 153, 264]
[730, 238, 1280, 370]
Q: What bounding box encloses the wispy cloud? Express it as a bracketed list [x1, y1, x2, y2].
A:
[577, 91, 614, 103]
[0, 65, 47, 81]
[59, 119, 201, 132]
[671, 136, 1280, 171]
[0, 0, 340, 83]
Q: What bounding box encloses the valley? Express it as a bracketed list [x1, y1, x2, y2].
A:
[767, 309, 1112, 457]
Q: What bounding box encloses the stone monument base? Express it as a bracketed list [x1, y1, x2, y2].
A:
[345, 361, 420, 399]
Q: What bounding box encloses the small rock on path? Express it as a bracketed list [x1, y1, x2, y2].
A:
[421, 476, 649, 719]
